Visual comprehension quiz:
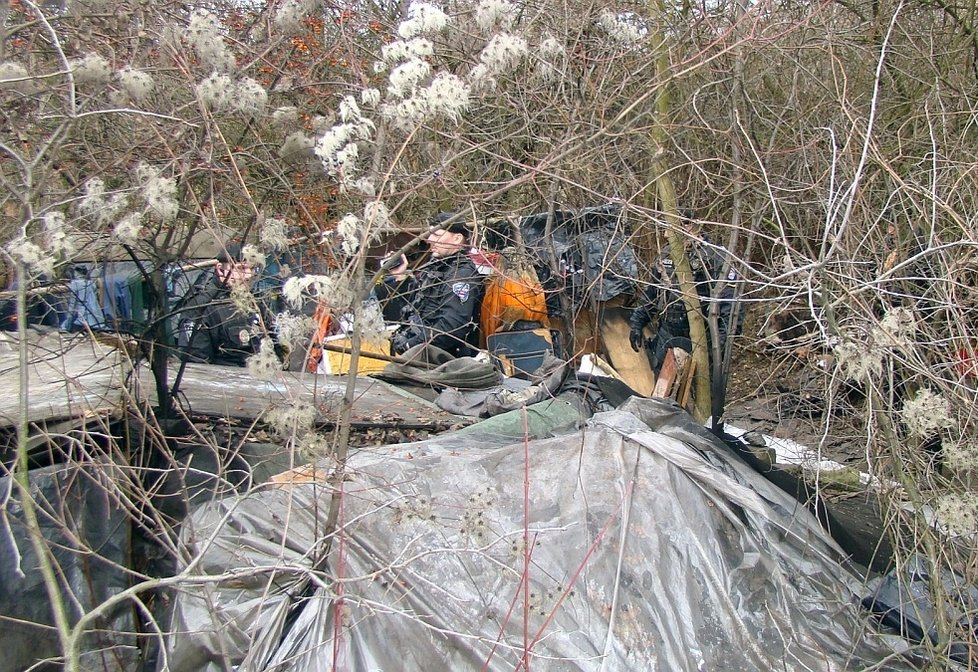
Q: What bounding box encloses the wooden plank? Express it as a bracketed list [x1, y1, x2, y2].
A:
[651, 349, 678, 399]
[650, 347, 696, 408]
[675, 349, 696, 408]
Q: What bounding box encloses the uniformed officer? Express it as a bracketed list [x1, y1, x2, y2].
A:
[629, 213, 740, 374]
[176, 243, 265, 366]
[390, 212, 484, 357]
[374, 252, 416, 324]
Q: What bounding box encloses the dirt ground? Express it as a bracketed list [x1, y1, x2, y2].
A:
[721, 309, 869, 470]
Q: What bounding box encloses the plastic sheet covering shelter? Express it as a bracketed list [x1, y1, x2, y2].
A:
[482, 204, 640, 306]
[162, 398, 911, 671]
[0, 461, 134, 672]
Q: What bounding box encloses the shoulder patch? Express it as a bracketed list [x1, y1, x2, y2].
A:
[180, 319, 195, 342]
[452, 282, 471, 303]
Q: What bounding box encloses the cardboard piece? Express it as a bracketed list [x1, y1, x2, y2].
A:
[599, 307, 655, 396]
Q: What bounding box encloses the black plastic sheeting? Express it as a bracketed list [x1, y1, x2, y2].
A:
[161, 398, 913, 671]
[482, 203, 640, 306]
[0, 460, 134, 672]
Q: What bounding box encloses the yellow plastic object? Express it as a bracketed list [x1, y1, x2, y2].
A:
[319, 333, 390, 375]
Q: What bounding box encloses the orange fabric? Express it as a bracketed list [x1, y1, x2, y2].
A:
[307, 302, 332, 373]
[480, 266, 550, 339]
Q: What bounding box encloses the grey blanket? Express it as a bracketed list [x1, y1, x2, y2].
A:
[372, 343, 502, 390]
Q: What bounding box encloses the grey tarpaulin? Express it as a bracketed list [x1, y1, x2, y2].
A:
[0, 461, 135, 672]
[161, 398, 911, 671]
[445, 398, 585, 441]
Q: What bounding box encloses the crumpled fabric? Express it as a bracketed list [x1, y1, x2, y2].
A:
[434, 352, 570, 417]
[372, 343, 502, 390]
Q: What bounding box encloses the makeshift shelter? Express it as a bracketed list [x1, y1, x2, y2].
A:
[161, 397, 912, 671]
[480, 203, 655, 394]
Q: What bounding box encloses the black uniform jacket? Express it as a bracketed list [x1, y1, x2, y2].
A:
[629, 240, 738, 342]
[177, 277, 260, 366]
[394, 251, 484, 356]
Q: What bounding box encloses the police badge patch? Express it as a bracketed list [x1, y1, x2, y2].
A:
[179, 319, 194, 345]
[452, 282, 471, 303]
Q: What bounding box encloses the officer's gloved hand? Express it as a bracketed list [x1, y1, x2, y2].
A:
[390, 330, 411, 356]
[629, 327, 644, 352]
[391, 326, 423, 356]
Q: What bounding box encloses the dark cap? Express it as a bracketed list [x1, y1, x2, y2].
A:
[216, 241, 243, 263]
[429, 211, 470, 238]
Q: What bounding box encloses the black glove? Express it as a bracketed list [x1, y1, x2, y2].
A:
[629, 327, 644, 352]
[391, 326, 423, 355]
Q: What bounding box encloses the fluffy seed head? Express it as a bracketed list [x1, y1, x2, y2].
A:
[298, 432, 332, 461]
[247, 339, 282, 381]
[233, 78, 268, 117]
[273, 312, 314, 352]
[260, 217, 289, 251]
[834, 339, 883, 383]
[381, 95, 429, 131]
[336, 213, 362, 256]
[363, 200, 393, 235]
[283, 274, 355, 312]
[117, 67, 155, 103]
[343, 177, 376, 196]
[279, 132, 315, 163]
[241, 244, 265, 267]
[274, 0, 310, 35]
[272, 106, 300, 130]
[356, 300, 388, 347]
[361, 88, 381, 107]
[196, 72, 234, 112]
[43, 212, 76, 258]
[142, 176, 179, 223]
[426, 72, 470, 122]
[479, 33, 528, 73]
[597, 9, 644, 45]
[381, 37, 434, 65]
[398, 3, 449, 39]
[265, 400, 317, 437]
[339, 95, 362, 123]
[114, 212, 143, 246]
[71, 53, 112, 87]
[901, 388, 956, 438]
[934, 493, 978, 537]
[475, 0, 514, 31]
[186, 10, 235, 73]
[388, 58, 431, 98]
[943, 437, 978, 472]
[6, 237, 54, 277]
